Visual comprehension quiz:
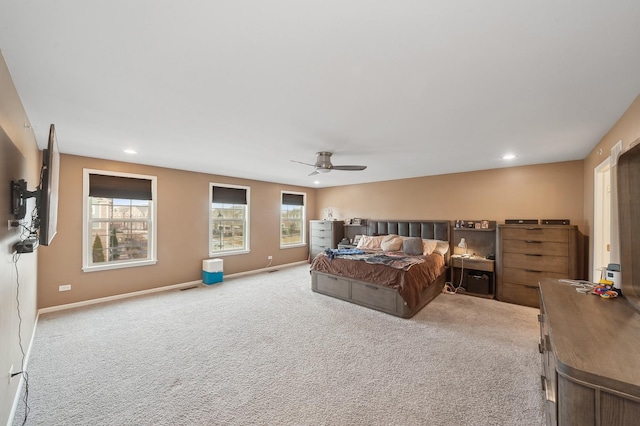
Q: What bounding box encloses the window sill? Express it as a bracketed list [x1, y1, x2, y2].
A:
[208, 249, 250, 257]
[280, 243, 307, 250]
[83, 259, 158, 273]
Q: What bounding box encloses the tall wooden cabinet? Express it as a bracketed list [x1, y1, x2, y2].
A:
[309, 220, 344, 259]
[497, 224, 578, 308]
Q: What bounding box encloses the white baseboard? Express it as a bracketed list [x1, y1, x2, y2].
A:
[224, 260, 308, 280]
[38, 280, 202, 315]
[8, 311, 40, 426]
[38, 260, 309, 314]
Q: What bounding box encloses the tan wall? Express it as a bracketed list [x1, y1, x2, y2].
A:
[317, 161, 585, 230]
[0, 52, 41, 425]
[317, 161, 586, 276]
[582, 94, 640, 279]
[37, 154, 316, 308]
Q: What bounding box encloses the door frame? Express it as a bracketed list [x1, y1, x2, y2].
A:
[593, 157, 612, 281]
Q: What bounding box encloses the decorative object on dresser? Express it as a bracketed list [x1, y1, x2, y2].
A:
[505, 219, 539, 224]
[309, 220, 344, 259]
[541, 219, 570, 225]
[538, 279, 640, 425]
[497, 224, 578, 308]
[311, 220, 450, 318]
[451, 220, 497, 298]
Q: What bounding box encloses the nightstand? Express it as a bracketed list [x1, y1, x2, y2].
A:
[450, 255, 495, 298]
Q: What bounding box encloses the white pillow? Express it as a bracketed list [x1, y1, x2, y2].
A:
[424, 239, 450, 255]
[356, 235, 385, 250]
[381, 235, 403, 251]
[422, 239, 438, 256]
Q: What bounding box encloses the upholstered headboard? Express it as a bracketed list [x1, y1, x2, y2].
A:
[367, 220, 450, 242]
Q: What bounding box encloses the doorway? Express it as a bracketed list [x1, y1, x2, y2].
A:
[593, 158, 611, 281]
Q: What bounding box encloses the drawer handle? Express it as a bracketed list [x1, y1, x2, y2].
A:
[525, 240, 542, 243]
[525, 254, 542, 257]
[541, 375, 546, 391]
[546, 334, 551, 349]
[365, 284, 378, 290]
[525, 285, 539, 290]
[526, 227, 543, 231]
[525, 269, 542, 273]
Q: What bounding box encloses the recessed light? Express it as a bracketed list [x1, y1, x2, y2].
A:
[502, 154, 516, 160]
[124, 149, 137, 154]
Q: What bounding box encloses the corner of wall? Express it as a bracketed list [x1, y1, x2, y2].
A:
[0, 51, 41, 426]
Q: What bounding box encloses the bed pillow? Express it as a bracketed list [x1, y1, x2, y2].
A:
[422, 239, 438, 256]
[381, 234, 403, 251]
[356, 235, 385, 250]
[424, 239, 450, 256]
[402, 237, 424, 256]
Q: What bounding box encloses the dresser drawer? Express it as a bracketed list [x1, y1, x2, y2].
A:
[501, 281, 540, 308]
[310, 221, 333, 231]
[503, 267, 566, 286]
[314, 273, 351, 300]
[351, 281, 397, 312]
[501, 227, 569, 243]
[502, 239, 568, 256]
[311, 243, 331, 257]
[311, 234, 333, 245]
[502, 252, 568, 274]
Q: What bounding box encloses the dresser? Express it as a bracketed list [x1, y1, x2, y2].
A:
[539, 279, 640, 425]
[497, 224, 578, 307]
[309, 220, 344, 259]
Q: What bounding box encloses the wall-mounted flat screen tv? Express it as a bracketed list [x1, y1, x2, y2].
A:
[38, 123, 60, 246]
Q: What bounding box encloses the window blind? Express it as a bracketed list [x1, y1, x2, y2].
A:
[212, 186, 247, 204]
[282, 193, 304, 206]
[89, 174, 153, 200]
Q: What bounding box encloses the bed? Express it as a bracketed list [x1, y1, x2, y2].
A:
[310, 220, 450, 318]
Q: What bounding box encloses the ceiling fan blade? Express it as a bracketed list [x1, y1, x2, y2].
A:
[332, 165, 367, 171]
[290, 159, 315, 167]
[308, 170, 320, 176]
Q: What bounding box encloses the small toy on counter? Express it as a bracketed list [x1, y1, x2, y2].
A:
[592, 279, 619, 299]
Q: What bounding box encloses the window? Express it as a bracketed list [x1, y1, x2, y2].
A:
[82, 169, 157, 272]
[280, 191, 306, 248]
[210, 183, 250, 255]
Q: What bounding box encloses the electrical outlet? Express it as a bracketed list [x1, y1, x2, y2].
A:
[267, 255, 273, 260]
[59, 284, 71, 292]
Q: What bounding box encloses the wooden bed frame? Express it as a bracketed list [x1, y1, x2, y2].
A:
[311, 220, 450, 318]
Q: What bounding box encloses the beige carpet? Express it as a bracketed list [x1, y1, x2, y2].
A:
[13, 264, 543, 425]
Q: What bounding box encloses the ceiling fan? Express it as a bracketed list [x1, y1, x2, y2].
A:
[291, 151, 367, 176]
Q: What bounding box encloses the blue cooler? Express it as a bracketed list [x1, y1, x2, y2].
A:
[202, 258, 223, 285]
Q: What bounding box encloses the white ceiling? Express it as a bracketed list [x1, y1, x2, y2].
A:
[2, 1, 640, 188]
